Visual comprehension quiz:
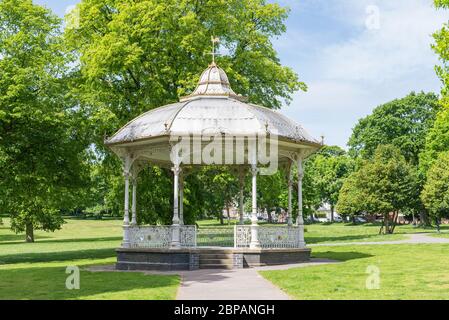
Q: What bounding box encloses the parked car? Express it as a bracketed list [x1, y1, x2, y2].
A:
[354, 216, 367, 223]
[333, 215, 343, 222]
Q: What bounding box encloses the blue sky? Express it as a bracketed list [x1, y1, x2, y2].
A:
[35, 0, 448, 148]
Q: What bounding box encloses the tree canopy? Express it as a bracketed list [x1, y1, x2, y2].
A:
[348, 92, 440, 165]
[337, 145, 420, 233]
[313, 146, 354, 221]
[420, 99, 449, 173]
[421, 151, 449, 220]
[433, 0, 449, 95]
[0, 0, 91, 241]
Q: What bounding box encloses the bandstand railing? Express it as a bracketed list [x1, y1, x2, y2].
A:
[234, 225, 302, 249]
[128, 225, 196, 248]
[127, 225, 303, 249]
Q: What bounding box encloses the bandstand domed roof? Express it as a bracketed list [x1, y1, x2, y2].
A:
[105, 62, 320, 148]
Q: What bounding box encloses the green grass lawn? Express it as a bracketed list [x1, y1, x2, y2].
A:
[260, 244, 449, 300]
[428, 230, 449, 238]
[0, 218, 179, 300]
[1, 217, 447, 300]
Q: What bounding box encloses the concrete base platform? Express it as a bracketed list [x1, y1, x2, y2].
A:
[116, 247, 311, 271]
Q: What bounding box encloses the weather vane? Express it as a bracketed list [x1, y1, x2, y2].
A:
[208, 36, 221, 64]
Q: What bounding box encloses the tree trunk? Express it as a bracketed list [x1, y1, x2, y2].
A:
[219, 210, 224, 225]
[226, 206, 231, 225]
[379, 219, 385, 235]
[390, 212, 399, 234]
[330, 205, 334, 223]
[419, 211, 431, 227]
[384, 213, 389, 235]
[26, 222, 34, 243]
[267, 209, 273, 224]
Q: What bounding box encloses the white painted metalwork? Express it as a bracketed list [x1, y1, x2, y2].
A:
[287, 160, 293, 226]
[181, 62, 244, 101]
[106, 98, 319, 147]
[238, 169, 245, 225]
[179, 172, 184, 225]
[128, 226, 172, 248]
[258, 226, 302, 249]
[122, 155, 132, 248]
[171, 164, 181, 248]
[128, 225, 197, 248]
[250, 165, 260, 248]
[296, 156, 306, 247]
[131, 177, 137, 225]
[234, 225, 252, 248]
[235, 226, 304, 249]
[180, 225, 197, 247]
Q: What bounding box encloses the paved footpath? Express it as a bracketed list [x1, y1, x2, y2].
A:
[176, 259, 337, 300]
[87, 258, 337, 300]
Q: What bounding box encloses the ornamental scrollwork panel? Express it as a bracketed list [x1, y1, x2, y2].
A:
[128, 225, 197, 248]
[258, 227, 301, 249]
[128, 226, 172, 248]
[180, 225, 197, 247]
[234, 226, 251, 248]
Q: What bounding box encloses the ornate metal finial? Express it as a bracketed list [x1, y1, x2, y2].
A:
[208, 36, 220, 65]
[321, 135, 325, 145]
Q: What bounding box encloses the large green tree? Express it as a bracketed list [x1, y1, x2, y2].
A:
[422, 0, 449, 172]
[433, 0, 449, 95]
[196, 167, 239, 225]
[348, 92, 440, 225]
[420, 100, 449, 173]
[65, 0, 305, 142]
[421, 151, 449, 221]
[313, 146, 354, 222]
[64, 0, 306, 221]
[301, 158, 321, 220]
[336, 145, 420, 234]
[348, 92, 440, 165]
[258, 170, 286, 223]
[0, 0, 90, 241]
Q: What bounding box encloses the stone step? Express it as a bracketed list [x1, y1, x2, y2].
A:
[199, 258, 234, 265]
[199, 264, 234, 270]
[199, 254, 233, 260]
[196, 249, 236, 254]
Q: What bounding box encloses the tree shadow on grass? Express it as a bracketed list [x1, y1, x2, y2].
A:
[305, 233, 391, 244]
[0, 234, 52, 243]
[0, 248, 117, 265]
[0, 265, 179, 300]
[0, 236, 122, 246]
[311, 251, 373, 262]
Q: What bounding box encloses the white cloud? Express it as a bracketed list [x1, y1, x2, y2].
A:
[280, 0, 446, 148]
[322, 0, 446, 83]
